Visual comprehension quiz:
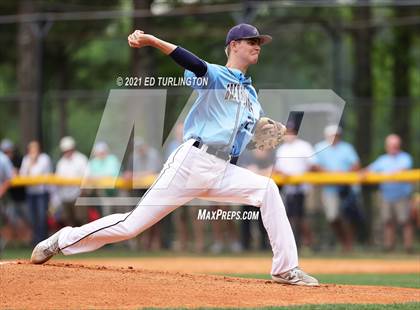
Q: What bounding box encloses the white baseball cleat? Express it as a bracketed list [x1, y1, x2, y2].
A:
[272, 267, 319, 286]
[30, 227, 70, 264]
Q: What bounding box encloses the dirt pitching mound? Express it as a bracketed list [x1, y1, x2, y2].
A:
[1, 261, 419, 309]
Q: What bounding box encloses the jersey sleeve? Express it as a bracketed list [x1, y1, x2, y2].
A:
[169, 46, 207, 77]
[184, 61, 217, 90]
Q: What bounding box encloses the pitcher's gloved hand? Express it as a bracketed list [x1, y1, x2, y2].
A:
[248, 117, 287, 151]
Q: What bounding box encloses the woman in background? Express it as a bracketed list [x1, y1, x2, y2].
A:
[20, 141, 52, 245]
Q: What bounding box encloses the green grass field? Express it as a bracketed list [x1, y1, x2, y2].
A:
[226, 273, 420, 289]
[2, 247, 419, 260]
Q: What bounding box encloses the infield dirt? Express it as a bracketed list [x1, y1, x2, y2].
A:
[1, 259, 420, 309]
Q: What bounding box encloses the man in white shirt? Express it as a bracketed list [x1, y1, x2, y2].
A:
[56, 137, 88, 226]
[274, 125, 314, 249]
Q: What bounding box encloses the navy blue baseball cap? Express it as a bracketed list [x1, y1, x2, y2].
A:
[225, 23, 272, 46]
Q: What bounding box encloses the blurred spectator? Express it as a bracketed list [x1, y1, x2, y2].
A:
[87, 141, 120, 216]
[165, 122, 184, 159]
[171, 203, 205, 252]
[274, 126, 314, 249]
[237, 148, 273, 251]
[0, 139, 31, 246]
[412, 193, 420, 230]
[209, 204, 243, 253]
[312, 125, 361, 252]
[0, 148, 13, 196]
[165, 123, 205, 253]
[20, 141, 52, 245]
[56, 136, 88, 226]
[366, 134, 414, 252]
[88, 141, 120, 178]
[132, 138, 162, 177]
[0, 147, 13, 252]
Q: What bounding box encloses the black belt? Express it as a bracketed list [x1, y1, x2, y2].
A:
[193, 140, 238, 165]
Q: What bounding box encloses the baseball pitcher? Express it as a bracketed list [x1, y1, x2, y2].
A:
[31, 24, 319, 286]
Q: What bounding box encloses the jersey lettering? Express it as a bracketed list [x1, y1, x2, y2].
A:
[224, 83, 253, 113]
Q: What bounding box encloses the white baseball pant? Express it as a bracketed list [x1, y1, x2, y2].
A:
[58, 139, 298, 275]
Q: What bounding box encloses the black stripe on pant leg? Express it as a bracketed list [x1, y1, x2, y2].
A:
[60, 144, 186, 251]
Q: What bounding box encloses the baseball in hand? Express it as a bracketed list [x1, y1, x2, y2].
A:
[128, 30, 153, 48]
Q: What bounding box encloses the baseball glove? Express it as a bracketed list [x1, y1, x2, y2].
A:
[248, 117, 287, 151]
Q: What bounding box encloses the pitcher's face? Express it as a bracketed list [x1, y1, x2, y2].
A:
[234, 38, 261, 64]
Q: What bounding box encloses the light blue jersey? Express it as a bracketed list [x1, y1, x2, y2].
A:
[183, 62, 263, 157]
